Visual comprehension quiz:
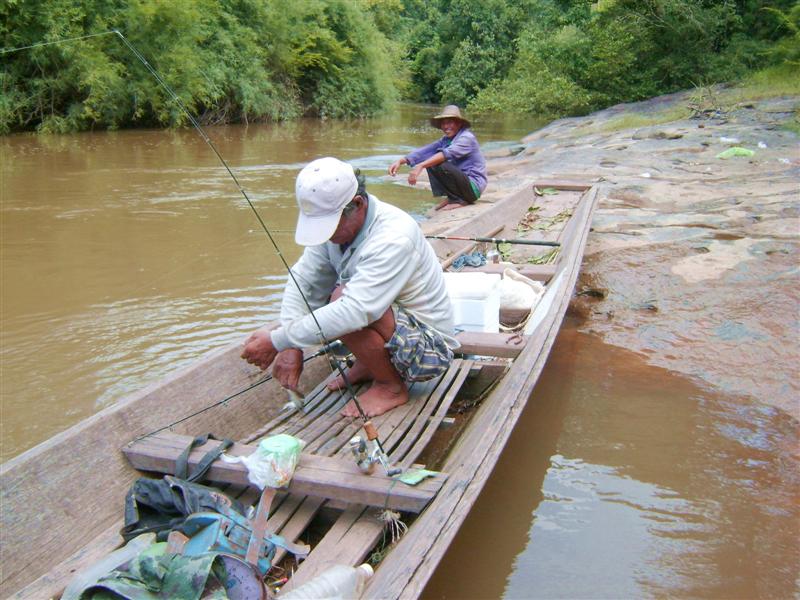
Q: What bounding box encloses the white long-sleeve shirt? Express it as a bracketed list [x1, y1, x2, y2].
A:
[270, 195, 458, 351]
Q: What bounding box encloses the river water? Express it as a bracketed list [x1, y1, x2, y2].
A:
[2, 105, 797, 597]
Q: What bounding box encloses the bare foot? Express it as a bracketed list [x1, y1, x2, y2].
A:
[341, 382, 408, 417]
[327, 360, 372, 391]
[440, 202, 466, 211]
[434, 198, 450, 211]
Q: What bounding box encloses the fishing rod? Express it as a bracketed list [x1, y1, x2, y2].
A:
[4, 30, 398, 473]
[134, 341, 342, 442]
[426, 234, 560, 247]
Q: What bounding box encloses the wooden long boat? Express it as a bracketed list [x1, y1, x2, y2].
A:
[1, 179, 598, 599]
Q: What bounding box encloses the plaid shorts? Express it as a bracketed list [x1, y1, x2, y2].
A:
[385, 308, 454, 382]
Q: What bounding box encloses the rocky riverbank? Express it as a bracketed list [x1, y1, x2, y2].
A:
[428, 88, 799, 419]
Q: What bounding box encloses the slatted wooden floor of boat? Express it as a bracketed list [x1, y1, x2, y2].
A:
[240, 358, 474, 590]
[140, 358, 475, 591]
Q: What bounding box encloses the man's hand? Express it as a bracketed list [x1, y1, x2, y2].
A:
[241, 327, 278, 371]
[273, 348, 304, 390]
[408, 166, 422, 186]
[388, 158, 405, 177]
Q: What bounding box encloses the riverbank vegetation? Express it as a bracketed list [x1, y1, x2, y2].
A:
[1, 0, 798, 134]
[466, 1, 799, 116]
[1, 0, 400, 132]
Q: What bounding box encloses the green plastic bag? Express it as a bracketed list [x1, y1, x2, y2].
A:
[398, 468, 439, 486]
[717, 147, 755, 159]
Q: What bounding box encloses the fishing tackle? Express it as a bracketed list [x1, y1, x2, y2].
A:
[425, 234, 560, 247]
[3, 30, 399, 475]
[349, 422, 402, 477]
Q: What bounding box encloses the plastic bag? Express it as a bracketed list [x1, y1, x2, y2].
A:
[398, 468, 439, 486]
[281, 564, 373, 599]
[499, 268, 545, 310]
[716, 147, 755, 159]
[222, 434, 305, 489]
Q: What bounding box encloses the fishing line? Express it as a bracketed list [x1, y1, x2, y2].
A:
[133, 339, 344, 442]
[112, 29, 375, 432]
[0, 30, 118, 53]
[134, 372, 277, 442]
[5, 30, 384, 452]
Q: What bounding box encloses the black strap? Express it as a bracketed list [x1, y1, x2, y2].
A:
[175, 434, 233, 482]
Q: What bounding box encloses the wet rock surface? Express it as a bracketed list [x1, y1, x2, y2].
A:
[444, 90, 799, 418]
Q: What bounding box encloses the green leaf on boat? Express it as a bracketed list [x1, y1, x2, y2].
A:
[527, 248, 559, 264]
[533, 187, 558, 196]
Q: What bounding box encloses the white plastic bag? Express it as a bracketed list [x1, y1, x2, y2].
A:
[499, 268, 545, 310]
[222, 434, 305, 489]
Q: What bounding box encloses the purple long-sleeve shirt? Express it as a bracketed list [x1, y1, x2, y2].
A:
[406, 128, 487, 193]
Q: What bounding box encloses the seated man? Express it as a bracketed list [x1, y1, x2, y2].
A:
[388, 105, 487, 211]
[242, 157, 459, 417]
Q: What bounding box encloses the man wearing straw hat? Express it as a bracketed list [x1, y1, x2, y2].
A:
[388, 105, 487, 211]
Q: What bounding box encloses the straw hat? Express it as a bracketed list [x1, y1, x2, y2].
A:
[429, 105, 471, 129]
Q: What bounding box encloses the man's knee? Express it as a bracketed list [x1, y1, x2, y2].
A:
[330, 285, 395, 342]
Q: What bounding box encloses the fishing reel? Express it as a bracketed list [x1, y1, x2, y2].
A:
[326, 344, 354, 372]
[349, 421, 401, 477]
[486, 246, 501, 264]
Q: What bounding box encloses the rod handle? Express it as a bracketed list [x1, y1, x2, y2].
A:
[363, 421, 378, 441]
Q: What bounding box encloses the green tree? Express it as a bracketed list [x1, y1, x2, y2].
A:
[0, 0, 398, 133]
[470, 0, 799, 118]
[403, 0, 528, 105]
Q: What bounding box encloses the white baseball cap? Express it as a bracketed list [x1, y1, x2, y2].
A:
[294, 157, 358, 246]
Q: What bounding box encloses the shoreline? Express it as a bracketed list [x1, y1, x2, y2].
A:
[419, 88, 799, 419]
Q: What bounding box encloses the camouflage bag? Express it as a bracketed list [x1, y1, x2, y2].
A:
[80, 542, 229, 600]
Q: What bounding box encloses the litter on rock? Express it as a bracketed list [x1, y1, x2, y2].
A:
[716, 147, 755, 159]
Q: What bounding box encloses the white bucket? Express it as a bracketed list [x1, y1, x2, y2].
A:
[443, 272, 501, 333]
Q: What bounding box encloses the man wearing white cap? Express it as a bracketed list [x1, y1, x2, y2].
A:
[242, 157, 458, 417]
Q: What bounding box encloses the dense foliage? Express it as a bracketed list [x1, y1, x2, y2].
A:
[0, 0, 400, 133]
[402, 0, 530, 105]
[1, 0, 798, 132]
[467, 0, 800, 116]
[400, 0, 800, 116]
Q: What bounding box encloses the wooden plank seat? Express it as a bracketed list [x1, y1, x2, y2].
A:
[456, 331, 528, 358]
[124, 432, 446, 513]
[452, 263, 557, 281]
[532, 179, 592, 192]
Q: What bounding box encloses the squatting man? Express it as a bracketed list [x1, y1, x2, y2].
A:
[242, 157, 459, 417]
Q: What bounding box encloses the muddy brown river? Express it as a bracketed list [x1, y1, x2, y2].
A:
[2, 103, 797, 597]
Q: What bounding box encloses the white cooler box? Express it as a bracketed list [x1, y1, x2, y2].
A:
[443, 272, 501, 333]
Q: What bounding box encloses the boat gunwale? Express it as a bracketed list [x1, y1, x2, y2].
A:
[363, 184, 599, 598]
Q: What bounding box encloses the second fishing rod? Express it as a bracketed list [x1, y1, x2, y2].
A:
[425, 234, 560, 247]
